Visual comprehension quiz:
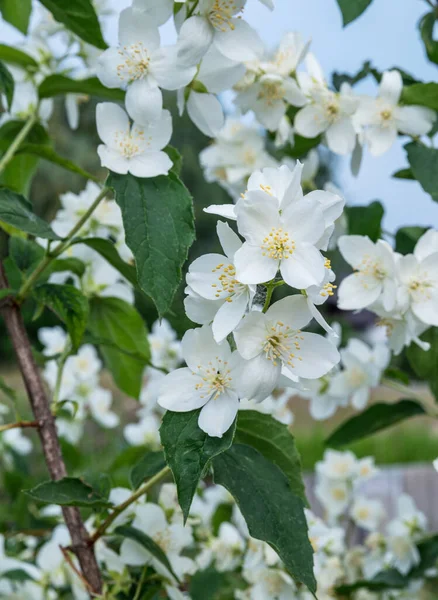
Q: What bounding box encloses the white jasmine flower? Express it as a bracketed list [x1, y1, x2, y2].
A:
[386, 522, 420, 575]
[148, 319, 182, 372]
[185, 221, 256, 342]
[373, 307, 430, 355]
[298, 376, 348, 421]
[177, 0, 263, 67]
[158, 325, 248, 437]
[96, 103, 173, 178]
[355, 457, 379, 482]
[38, 327, 68, 356]
[337, 235, 397, 311]
[354, 70, 435, 156]
[397, 251, 438, 327]
[315, 478, 351, 519]
[97, 7, 195, 123]
[88, 387, 119, 428]
[124, 414, 161, 448]
[131, 0, 174, 26]
[316, 449, 357, 481]
[244, 566, 298, 599]
[234, 296, 340, 402]
[209, 523, 245, 572]
[350, 496, 385, 531]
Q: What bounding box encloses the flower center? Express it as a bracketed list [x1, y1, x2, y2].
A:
[117, 43, 151, 83]
[331, 487, 347, 501]
[355, 255, 387, 281]
[114, 129, 145, 158]
[261, 228, 296, 260]
[356, 507, 371, 521]
[154, 529, 173, 553]
[257, 80, 285, 105]
[211, 262, 245, 301]
[263, 322, 303, 368]
[347, 367, 367, 387]
[209, 0, 238, 31]
[264, 572, 284, 595]
[380, 108, 392, 121]
[408, 275, 433, 299]
[195, 359, 232, 399]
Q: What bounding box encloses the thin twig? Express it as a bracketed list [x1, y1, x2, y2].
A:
[0, 420, 38, 433]
[89, 466, 171, 545]
[0, 114, 38, 175]
[60, 546, 101, 597]
[16, 186, 110, 303]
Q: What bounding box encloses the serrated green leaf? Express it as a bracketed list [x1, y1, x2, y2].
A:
[130, 451, 167, 490]
[48, 257, 86, 279]
[33, 283, 89, 351]
[235, 410, 306, 502]
[346, 200, 384, 241]
[9, 236, 44, 275]
[213, 444, 316, 594]
[25, 477, 110, 507]
[16, 143, 100, 182]
[0, 60, 14, 108]
[88, 296, 150, 399]
[115, 525, 179, 582]
[108, 172, 196, 317]
[402, 82, 438, 111]
[0, 188, 61, 240]
[38, 74, 125, 101]
[38, 0, 107, 50]
[420, 12, 438, 65]
[406, 142, 438, 202]
[395, 226, 428, 254]
[0, 44, 37, 69]
[336, 0, 373, 26]
[190, 568, 245, 600]
[326, 400, 426, 447]
[160, 410, 236, 522]
[406, 328, 438, 399]
[72, 237, 137, 287]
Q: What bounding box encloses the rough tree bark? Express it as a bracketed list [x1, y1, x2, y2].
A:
[0, 263, 103, 596]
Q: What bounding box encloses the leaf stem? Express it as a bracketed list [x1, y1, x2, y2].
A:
[262, 279, 284, 313]
[133, 566, 149, 600]
[187, 0, 200, 17]
[52, 340, 72, 408]
[89, 466, 171, 545]
[0, 420, 38, 433]
[16, 186, 110, 303]
[382, 378, 438, 418]
[0, 113, 38, 175]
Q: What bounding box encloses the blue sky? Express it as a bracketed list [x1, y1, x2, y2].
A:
[1, 0, 437, 232]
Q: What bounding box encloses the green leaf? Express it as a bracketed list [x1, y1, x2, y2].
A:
[383, 367, 409, 386]
[0, 188, 61, 240]
[88, 296, 150, 399]
[25, 477, 110, 507]
[286, 133, 321, 159]
[406, 328, 438, 399]
[0, 288, 14, 300]
[213, 444, 316, 594]
[0, 44, 37, 69]
[108, 172, 196, 317]
[235, 410, 306, 502]
[130, 451, 167, 490]
[392, 167, 414, 180]
[332, 60, 379, 90]
[16, 144, 100, 182]
[164, 145, 183, 176]
[405, 142, 438, 202]
[395, 226, 428, 254]
[0, 0, 32, 34]
[38, 0, 107, 49]
[325, 400, 426, 448]
[115, 525, 179, 582]
[0, 375, 18, 402]
[72, 237, 137, 287]
[346, 200, 384, 241]
[420, 12, 438, 65]
[336, 0, 373, 26]
[190, 568, 245, 600]
[9, 237, 44, 275]
[48, 257, 86, 279]
[402, 82, 438, 111]
[38, 74, 125, 101]
[2, 569, 33, 582]
[160, 410, 236, 522]
[33, 284, 89, 351]
[0, 60, 14, 108]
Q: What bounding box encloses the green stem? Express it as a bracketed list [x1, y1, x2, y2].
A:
[382, 378, 438, 418]
[187, 0, 200, 17]
[133, 567, 149, 600]
[262, 286, 274, 313]
[0, 113, 38, 175]
[16, 186, 110, 303]
[52, 340, 72, 408]
[89, 466, 171, 544]
[0, 420, 38, 433]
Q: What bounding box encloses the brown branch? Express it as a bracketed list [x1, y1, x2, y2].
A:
[0, 262, 103, 596]
[60, 546, 102, 598]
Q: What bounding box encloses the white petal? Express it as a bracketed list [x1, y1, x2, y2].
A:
[96, 47, 124, 89]
[217, 221, 242, 259]
[118, 7, 160, 50]
[125, 79, 163, 125]
[351, 387, 369, 410]
[337, 235, 375, 268]
[305, 190, 345, 226]
[283, 78, 307, 107]
[134, 109, 172, 150]
[325, 117, 356, 155]
[177, 16, 214, 67]
[254, 97, 286, 131]
[212, 292, 248, 342]
[414, 230, 438, 261]
[337, 273, 381, 310]
[237, 354, 281, 402]
[187, 253, 230, 299]
[285, 332, 340, 379]
[198, 390, 239, 437]
[213, 19, 263, 63]
[266, 295, 312, 330]
[133, 504, 167, 535]
[395, 105, 435, 136]
[234, 310, 266, 359]
[412, 293, 438, 327]
[281, 198, 325, 244]
[234, 244, 278, 285]
[132, 0, 173, 26]
[96, 103, 129, 148]
[187, 92, 224, 137]
[184, 291, 223, 324]
[294, 104, 329, 137]
[151, 46, 197, 90]
[307, 298, 336, 335]
[97, 146, 130, 174]
[120, 539, 151, 566]
[158, 368, 210, 411]
[235, 190, 280, 244]
[280, 244, 325, 289]
[378, 70, 402, 104]
[249, 163, 302, 208]
[198, 46, 245, 93]
[366, 124, 397, 156]
[128, 151, 172, 178]
[182, 325, 231, 372]
[204, 204, 237, 220]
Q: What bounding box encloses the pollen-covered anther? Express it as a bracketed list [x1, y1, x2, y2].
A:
[261, 228, 296, 259]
